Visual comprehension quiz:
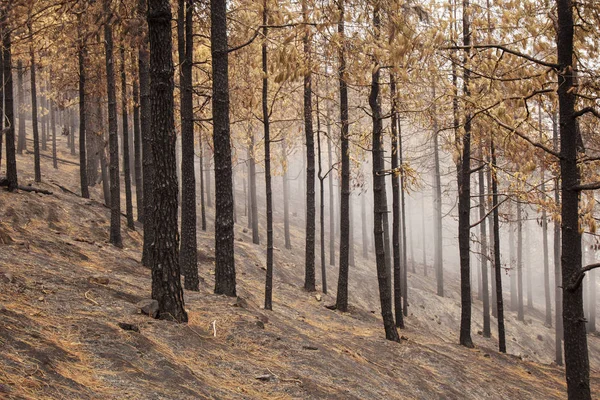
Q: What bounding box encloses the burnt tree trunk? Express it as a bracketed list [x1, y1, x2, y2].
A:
[390, 75, 404, 328]
[178, 0, 199, 291]
[335, 0, 350, 311]
[552, 111, 563, 366]
[248, 129, 259, 244]
[1, 7, 17, 191]
[16, 60, 25, 155]
[210, 0, 236, 296]
[262, 3, 274, 309]
[557, 0, 590, 395]
[70, 109, 76, 156]
[487, 165, 497, 318]
[491, 139, 506, 353]
[50, 101, 57, 169]
[398, 106, 408, 317]
[478, 158, 490, 338]
[328, 131, 335, 266]
[457, 0, 473, 348]
[370, 3, 399, 341]
[139, 0, 155, 267]
[103, 0, 122, 248]
[509, 201, 517, 311]
[282, 135, 291, 249]
[302, 0, 316, 292]
[147, 0, 187, 322]
[316, 93, 326, 294]
[78, 18, 89, 199]
[540, 105, 551, 327]
[120, 46, 135, 231]
[28, 25, 38, 181]
[432, 82, 444, 297]
[199, 133, 207, 231]
[205, 147, 212, 208]
[132, 61, 143, 219]
[517, 202, 524, 321]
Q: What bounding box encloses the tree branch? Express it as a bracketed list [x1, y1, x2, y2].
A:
[443, 44, 559, 69]
[569, 182, 600, 191]
[566, 263, 600, 292]
[573, 107, 600, 119]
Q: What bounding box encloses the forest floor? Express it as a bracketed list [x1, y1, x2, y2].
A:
[2, 136, 600, 399]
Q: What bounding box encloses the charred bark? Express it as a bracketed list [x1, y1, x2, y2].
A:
[147, 0, 188, 322]
[210, 0, 236, 296]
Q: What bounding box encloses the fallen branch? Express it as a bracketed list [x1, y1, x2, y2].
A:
[566, 263, 600, 292]
[0, 178, 53, 194]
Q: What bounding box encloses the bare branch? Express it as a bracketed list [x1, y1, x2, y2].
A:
[443, 44, 559, 69]
[566, 263, 600, 292]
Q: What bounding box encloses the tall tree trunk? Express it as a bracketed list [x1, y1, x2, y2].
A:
[369, 2, 399, 341]
[178, 0, 199, 291]
[140, 0, 155, 268]
[29, 27, 40, 183]
[210, 0, 236, 297]
[457, 0, 473, 348]
[51, 101, 57, 169]
[491, 138, 506, 353]
[526, 220, 533, 309]
[390, 75, 404, 328]
[16, 60, 25, 155]
[248, 129, 259, 244]
[262, 2, 274, 309]
[205, 148, 212, 208]
[70, 109, 76, 155]
[478, 159, 490, 337]
[328, 132, 335, 265]
[552, 111, 563, 366]
[398, 107, 408, 317]
[199, 133, 207, 231]
[78, 19, 89, 199]
[509, 201, 517, 311]
[132, 62, 143, 219]
[85, 99, 99, 186]
[120, 46, 135, 231]
[302, 0, 316, 292]
[282, 136, 291, 249]
[147, 0, 187, 322]
[232, 167, 237, 224]
[40, 86, 45, 153]
[1, 7, 17, 191]
[335, 0, 350, 311]
[99, 101, 110, 206]
[558, 0, 590, 395]
[316, 93, 327, 294]
[487, 166, 497, 318]
[432, 82, 443, 297]
[540, 105, 551, 326]
[517, 202, 524, 321]
[103, 0, 122, 248]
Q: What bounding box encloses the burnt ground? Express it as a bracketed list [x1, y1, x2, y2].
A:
[1, 134, 600, 399]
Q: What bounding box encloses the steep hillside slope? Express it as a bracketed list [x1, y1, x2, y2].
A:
[1, 143, 600, 399]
